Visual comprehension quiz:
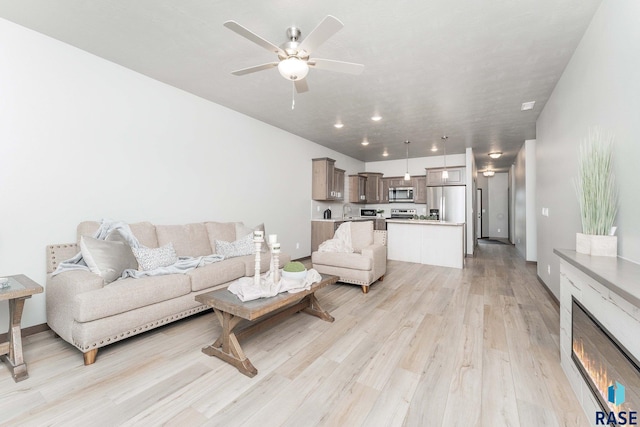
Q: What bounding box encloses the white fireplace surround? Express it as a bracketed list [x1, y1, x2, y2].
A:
[556, 249, 640, 420]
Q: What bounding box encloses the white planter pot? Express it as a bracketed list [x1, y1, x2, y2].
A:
[576, 233, 617, 257]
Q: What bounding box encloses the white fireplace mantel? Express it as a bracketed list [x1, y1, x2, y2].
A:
[555, 249, 640, 421]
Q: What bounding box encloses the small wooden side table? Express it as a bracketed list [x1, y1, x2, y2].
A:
[0, 275, 43, 382]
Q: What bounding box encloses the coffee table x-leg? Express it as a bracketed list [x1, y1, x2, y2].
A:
[196, 275, 337, 377]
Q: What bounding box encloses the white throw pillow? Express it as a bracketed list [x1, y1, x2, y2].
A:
[235, 222, 268, 252]
[80, 236, 138, 284]
[132, 243, 178, 271]
[215, 233, 255, 258]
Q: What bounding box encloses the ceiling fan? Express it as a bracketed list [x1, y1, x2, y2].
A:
[223, 16, 364, 93]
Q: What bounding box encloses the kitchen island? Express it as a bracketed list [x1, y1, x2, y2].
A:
[386, 219, 465, 269]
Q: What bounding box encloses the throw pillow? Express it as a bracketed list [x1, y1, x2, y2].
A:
[80, 236, 138, 284]
[132, 243, 178, 271]
[215, 233, 255, 259]
[235, 222, 268, 252]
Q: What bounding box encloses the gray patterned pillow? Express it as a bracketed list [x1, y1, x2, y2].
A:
[215, 233, 255, 258]
[132, 243, 178, 271]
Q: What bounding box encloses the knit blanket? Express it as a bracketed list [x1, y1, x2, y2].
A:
[318, 221, 354, 253]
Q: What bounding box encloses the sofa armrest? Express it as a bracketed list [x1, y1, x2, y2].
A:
[373, 230, 387, 246]
[46, 270, 104, 342]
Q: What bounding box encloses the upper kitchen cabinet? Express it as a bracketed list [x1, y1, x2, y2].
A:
[348, 174, 367, 203]
[312, 158, 344, 201]
[360, 172, 384, 203]
[426, 167, 466, 186]
[412, 175, 427, 203]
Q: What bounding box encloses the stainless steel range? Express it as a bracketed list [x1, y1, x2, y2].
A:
[390, 208, 417, 219]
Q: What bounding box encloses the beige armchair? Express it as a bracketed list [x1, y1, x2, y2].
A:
[312, 221, 387, 293]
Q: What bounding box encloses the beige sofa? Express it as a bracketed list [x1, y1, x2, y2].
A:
[46, 220, 290, 365]
[312, 220, 387, 294]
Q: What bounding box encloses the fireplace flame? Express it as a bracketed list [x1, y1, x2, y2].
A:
[574, 338, 621, 412]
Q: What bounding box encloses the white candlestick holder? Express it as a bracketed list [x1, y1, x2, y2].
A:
[253, 238, 263, 287]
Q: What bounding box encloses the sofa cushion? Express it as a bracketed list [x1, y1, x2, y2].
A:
[80, 236, 138, 284]
[312, 251, 373, 271]
[187, 258, 246, 292]
[236, 253, 292, 276]
[156, 223, 212, 257]
[74, 274, 191, 322]
[132, 243, 178, 271]
[77, 221, 159, 248]
[351, 221, 374, 253]
[205, 222, 238, 254]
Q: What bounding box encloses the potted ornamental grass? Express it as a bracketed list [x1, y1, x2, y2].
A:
[574, 128, 618, 257]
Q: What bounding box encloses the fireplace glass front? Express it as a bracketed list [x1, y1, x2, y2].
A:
[572, 298, 640, 415]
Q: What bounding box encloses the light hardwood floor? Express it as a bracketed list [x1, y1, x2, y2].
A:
[0, 242, 588, 426]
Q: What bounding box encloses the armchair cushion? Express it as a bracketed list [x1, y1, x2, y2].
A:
[311, 251, 373, 271]
[350, 221, 374, 252]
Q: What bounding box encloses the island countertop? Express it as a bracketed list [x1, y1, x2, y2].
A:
[385, 219, 464, 226]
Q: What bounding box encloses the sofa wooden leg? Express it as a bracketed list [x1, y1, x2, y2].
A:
[83, 349, 98, 365]
[361, 285, 369, 294]
[378, 275, 385, 281]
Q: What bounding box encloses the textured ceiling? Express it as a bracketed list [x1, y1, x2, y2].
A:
[0, 0, 602, 172]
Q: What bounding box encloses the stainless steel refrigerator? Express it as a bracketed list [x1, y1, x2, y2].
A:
[426, 185, 466, 223]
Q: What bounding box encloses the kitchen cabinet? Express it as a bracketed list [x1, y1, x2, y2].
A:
[348, 174, 367, 203]
[360, 172, 384, 203]
[426, 167, 466, 186]
[412, 175, 427, 203]
[381, 178, 391, 203]
[312, 158, 344, 201]
[333, 168, 345, 201]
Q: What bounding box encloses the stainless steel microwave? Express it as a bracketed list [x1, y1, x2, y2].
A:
[389, 187, 414, 203]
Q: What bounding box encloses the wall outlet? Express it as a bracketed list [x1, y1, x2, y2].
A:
[296, 243, 300, 249]
[317, 205, 320, 212]
[547, 264, 551, 275]
[497, 228, 501, 233]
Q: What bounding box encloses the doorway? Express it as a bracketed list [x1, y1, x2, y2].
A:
[476, 188, 483, 239]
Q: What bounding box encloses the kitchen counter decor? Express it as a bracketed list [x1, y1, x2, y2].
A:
[574, 128, 618, 257]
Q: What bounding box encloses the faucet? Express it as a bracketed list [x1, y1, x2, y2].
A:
[342, 203, 352, 218]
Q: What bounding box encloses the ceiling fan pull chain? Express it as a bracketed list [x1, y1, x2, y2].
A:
[291, 81, 296, 110]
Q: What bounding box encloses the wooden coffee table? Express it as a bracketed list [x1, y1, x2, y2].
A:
[1, 275, 43, 382]
[195, 274, 337, 377]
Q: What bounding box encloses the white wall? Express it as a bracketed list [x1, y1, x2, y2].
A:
[465, 147, 477, 255]
[488, 173, 509, 238]
[536, 0, 640, 299]
[0, 18, 364, 330]
[514, 139, 537, 261]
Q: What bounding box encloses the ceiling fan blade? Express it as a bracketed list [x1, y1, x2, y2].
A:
[223, 21, 284, 55]
[298, 15, 344, 54]
[231, 62, 278, 76]
[294, 79, 309, 93]
[309, 58, 364, 75]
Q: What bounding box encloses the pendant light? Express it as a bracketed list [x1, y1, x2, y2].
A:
[404, 140, 411, 180]
[441, 136, 449, 179]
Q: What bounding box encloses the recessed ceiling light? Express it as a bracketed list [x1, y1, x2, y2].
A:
[361, 139, 369, 146]
[334, 123, 344, 129]
[371, 115, 382, 121]
[382, 151, 389, 157]
[488, 152, 502, 159]
[483, 170, 495, 177]
[521, 101, 535, 111]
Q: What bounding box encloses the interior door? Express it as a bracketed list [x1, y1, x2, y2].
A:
[477, 188, 483, 238]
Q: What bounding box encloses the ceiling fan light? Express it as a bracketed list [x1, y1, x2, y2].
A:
[488, 152, 502, 159]
[278, 58, 309, 81]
